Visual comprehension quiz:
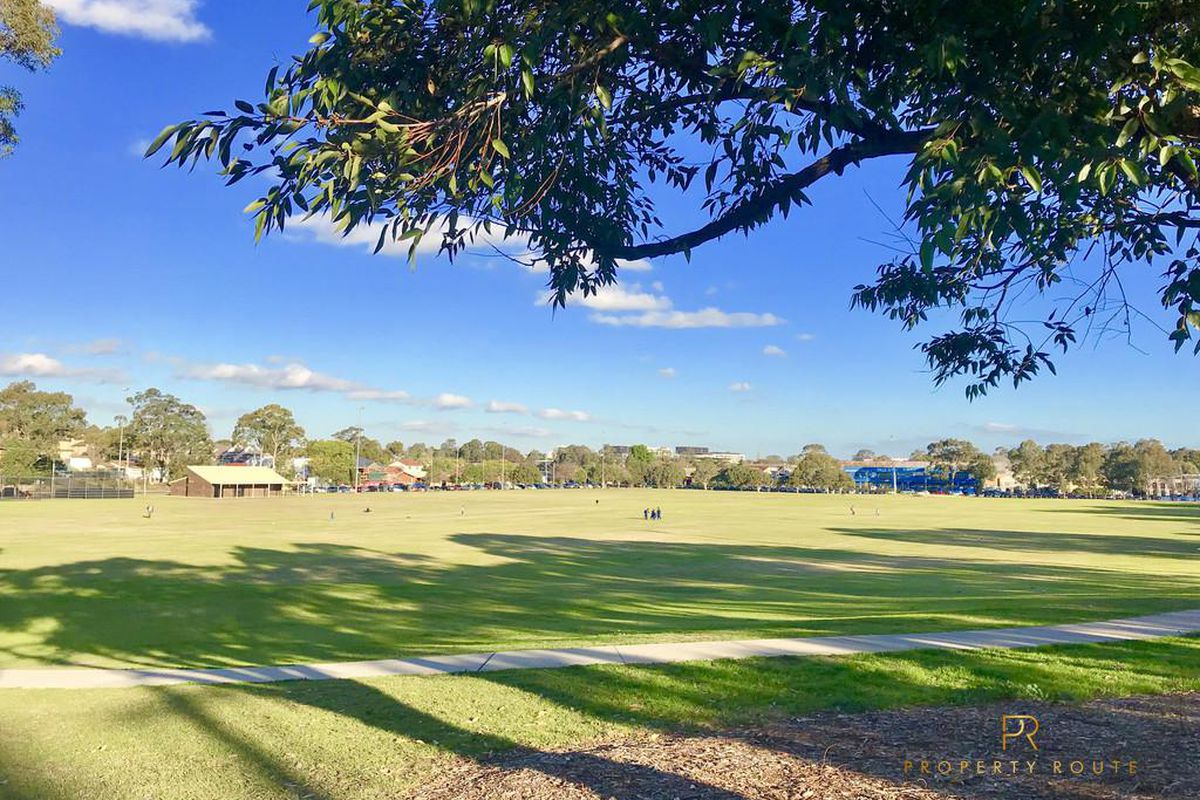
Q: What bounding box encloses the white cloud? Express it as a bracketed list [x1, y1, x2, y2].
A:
[704, 286, 719, 296]
[182, 362, 358, 393]
[484, 425, 553, 439]
[591, 308, 785, 329]
[543, 283, 671, 312]
[0, 352, 125, 383]
[651, 281, 665, 292]
[486, 400, 529, 414]
[178, 359, 419, 405]
[286, 214, 469, 259]
[434, 393, 473, 410]
[658, 367, 677, 379]
[46, 0, 211, 42]
[795, 332, 816, 342]
[289, 215, 655, 279]
[346, 389, 412, 402]
[762, 344, 787, 357]
[399, 420, 448, 434]
[981, 422, 1020, 433]
[728, 381, 752, 392]
[538, 408, 592, 422]
[63, 338, 124, 356]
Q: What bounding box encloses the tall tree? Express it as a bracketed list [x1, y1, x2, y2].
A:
[159, 2, 1200, 395]
[306, 439, 355, 485]
[126, 388, 212, 482]
[1069, 443, 1108, 496]
[231, 404, 306, 469]
[688, 458, 720, 490]
[924, 439, 986, 487]
[1007, 439, 1045, 488]
[789, 450, 852, 491]
[1, 0, 58, 157]
[0, 380, 87, 457]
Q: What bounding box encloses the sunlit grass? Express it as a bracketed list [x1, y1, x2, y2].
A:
[0, 490, 1197, 668]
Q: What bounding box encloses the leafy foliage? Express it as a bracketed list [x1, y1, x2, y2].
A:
[0, 380, 86, 456]
[0, 0, 58, 157]
[156, 1, 1200, 394]
[232, 404, 307, 472]
[126, 388, 212, 482]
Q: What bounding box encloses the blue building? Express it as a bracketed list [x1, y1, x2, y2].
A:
[843, 463, 979, 493]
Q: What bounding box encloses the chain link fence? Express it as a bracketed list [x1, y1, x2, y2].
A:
[0, 471, 136, 500]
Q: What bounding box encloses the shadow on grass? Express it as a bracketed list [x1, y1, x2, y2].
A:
[198, 637, 1200, 799]
[1, 533, 1198, 669]
[832, 526, 1200, 557]
[2, 636, 1197, 799]
[1039, 502, 1200, 526]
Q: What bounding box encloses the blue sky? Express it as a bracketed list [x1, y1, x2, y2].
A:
[1, 1, 1196, 457]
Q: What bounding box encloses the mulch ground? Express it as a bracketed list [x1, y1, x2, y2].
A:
[407, 693, 1199, 800]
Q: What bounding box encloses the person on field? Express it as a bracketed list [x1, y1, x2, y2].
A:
[644, 508, 649, 521]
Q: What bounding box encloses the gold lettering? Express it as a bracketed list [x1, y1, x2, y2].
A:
[903, 760, 913, 774]
[1070, 760, 1084, 776]
[1026, 760, 1037, 774]
[1053, 760, 1063, 774]
[937, 761, 952, 776]
[1129, 761, 1138, 775]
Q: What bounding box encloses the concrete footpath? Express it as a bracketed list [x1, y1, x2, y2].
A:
[2, 608, 1198, 690]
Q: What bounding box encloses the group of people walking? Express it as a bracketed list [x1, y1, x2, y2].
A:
[643, 507, 663, 521]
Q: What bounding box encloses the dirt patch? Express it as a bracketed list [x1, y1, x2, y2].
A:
[407, 693, 1199, 799]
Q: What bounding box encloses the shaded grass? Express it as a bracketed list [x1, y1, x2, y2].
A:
[0, 635, 1196, 800]
[0, 491, 1198, 668]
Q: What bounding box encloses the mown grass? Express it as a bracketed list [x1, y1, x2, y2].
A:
[0, 490, 1197, 668]
[0, 635, 1196, 800]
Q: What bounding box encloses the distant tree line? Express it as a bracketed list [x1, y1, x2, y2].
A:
[1005, 439, 1199, 497]
[1, 379, 1196, 496]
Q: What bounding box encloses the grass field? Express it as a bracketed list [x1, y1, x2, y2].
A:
[2, 491, 1199, 799]
[1, 490, 1198, 669]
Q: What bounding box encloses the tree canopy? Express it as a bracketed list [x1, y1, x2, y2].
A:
[156, 0, 1200, 395]
[1, 0, 58, 157]
[126, 388, 212, 482]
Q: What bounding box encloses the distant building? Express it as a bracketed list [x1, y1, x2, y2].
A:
[217, 447, 274, 468]
[170, 466, 290, 498]
[842, 461, 978, 492]
[698, 451, 745, 465]
[385, 460, 427, 486]
[675, 446, 710, 456]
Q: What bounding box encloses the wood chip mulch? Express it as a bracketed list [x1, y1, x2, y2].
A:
[406, 693, 1199, 800]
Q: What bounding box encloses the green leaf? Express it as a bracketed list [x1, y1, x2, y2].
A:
[491, 138, 510, 159]
[919, 239, 934, 269]
[595, 84, 612, 110]
[1115, 116, 1140, 148]
[521, 67, 534, 99]
[1019, 165, 1043, 193]
[144, 124, 180, 157]
[235, 100, 255, 114]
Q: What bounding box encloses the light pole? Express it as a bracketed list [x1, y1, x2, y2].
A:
[115, 415, 127, 474]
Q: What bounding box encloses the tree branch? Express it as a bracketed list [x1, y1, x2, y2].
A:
[604, 130, 929, 260]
